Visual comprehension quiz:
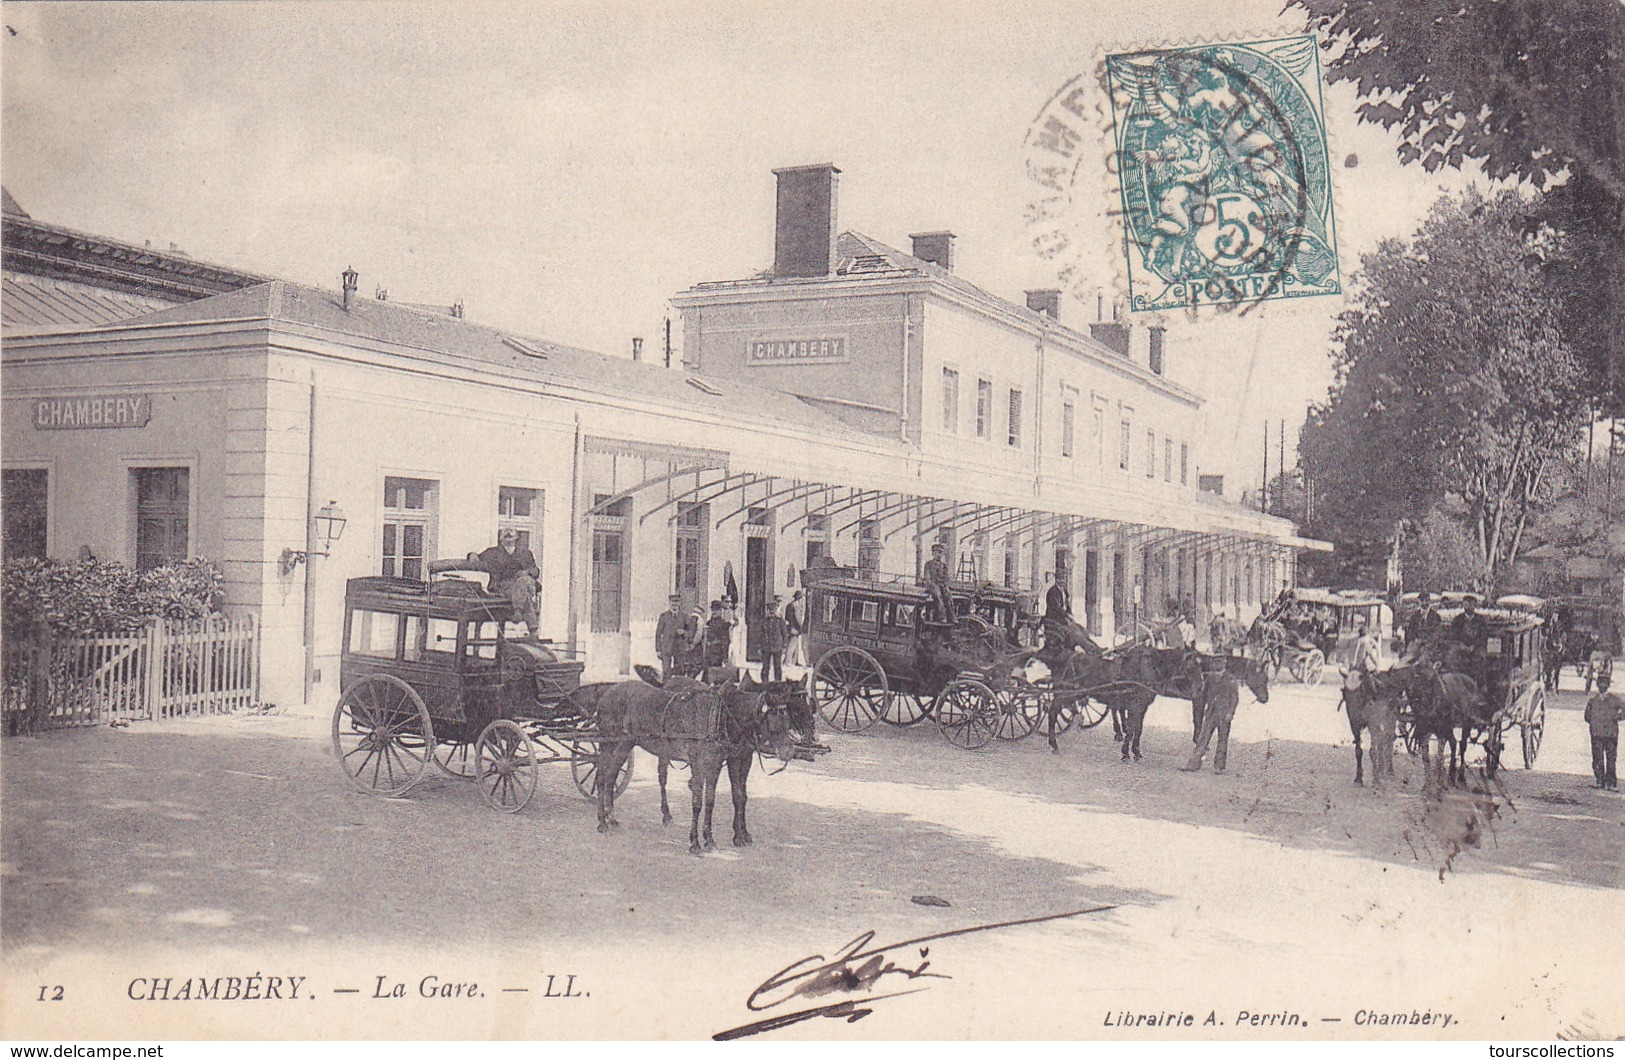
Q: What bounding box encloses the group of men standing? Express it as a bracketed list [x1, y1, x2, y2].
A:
[654, 590, 807, 682]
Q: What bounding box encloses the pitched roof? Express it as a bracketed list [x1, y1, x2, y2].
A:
[694, 230, 1155, 363]
[109, 280, 887, 444]
[2, 187, 28, 218]
[3, 274, 173, 329]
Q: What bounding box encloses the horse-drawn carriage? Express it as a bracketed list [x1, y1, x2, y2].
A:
[1391, 605, 1547, 776]
[801, 568, 1233, 752]
[1542, 595, 1621, 687]
[1253, 587, 1385, 684]
[332, 575, 632, 812]
[802, 570, 1054, 747]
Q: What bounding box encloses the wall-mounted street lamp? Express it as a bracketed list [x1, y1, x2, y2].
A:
[280, 500, 348, 577]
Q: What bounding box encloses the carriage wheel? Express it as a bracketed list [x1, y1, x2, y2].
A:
[1300, 650, 1326, 687]
[1521, 687, 1546, 769]
[433, 740, 478, 780]
[1071, 695, 1112, 731]
[935, 679, 998, 750]
[1398, 715, 1421, 757]
[992, 687, 1040, 740]
[810, 647, 889, 733]
[882, 690, 930, 726]
[475, 720, 539, 813]
[332, 674, 434, 798]
[570, 746, 635, 800]
[1483, 718, 1505, 777]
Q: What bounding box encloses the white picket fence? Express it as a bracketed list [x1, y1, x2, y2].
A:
[3, 614, 259, 732]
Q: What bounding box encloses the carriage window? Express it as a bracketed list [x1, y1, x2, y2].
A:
[466, 620, 500, 663]
[893, 602, 916, 628]
[1486, 636, 1504, 657]
[403, 616, 426, 661]
[424, 617, 460, 657]
[851, 600, 881, 631]
[822, 595, 844, 627]
[348, 611, 400, 658]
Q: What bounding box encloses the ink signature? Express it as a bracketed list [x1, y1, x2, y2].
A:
[713, 904, 1117, 1040]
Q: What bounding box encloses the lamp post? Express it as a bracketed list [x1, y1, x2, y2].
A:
[280, 500, 348, 576]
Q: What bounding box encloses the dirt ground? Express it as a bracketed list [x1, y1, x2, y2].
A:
[3, 667, 1622, 1041]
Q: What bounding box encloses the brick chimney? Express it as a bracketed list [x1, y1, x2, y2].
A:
[1025, 289, 1061, 319]
[910, 231, 956, 270]
[773, 164, 840, 278]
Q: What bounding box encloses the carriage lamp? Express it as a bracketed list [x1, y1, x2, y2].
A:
[280, 501, 349, 576]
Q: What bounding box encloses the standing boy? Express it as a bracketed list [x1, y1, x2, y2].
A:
[1584, 671, 1622, 791]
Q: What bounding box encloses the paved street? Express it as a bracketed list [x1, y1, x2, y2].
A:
[4, 672, 1623, 1040]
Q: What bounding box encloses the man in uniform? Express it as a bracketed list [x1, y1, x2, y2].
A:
[923, 543, 953, 622]
[1040, 568, 1103, 664]
[1450, 596, 1490, 689]
[759, 595, 789, 682]
[655, 594, 687, 679]
[475, 528, 540, 637]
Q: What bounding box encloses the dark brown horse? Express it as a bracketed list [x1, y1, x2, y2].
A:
[1043, 646, 1168, 757]
[593, 675, 800, 854]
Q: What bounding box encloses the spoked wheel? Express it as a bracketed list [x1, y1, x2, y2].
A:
[571, 746, 635, 800]
[1298, 649, 1326, 687]
[934, 678, 998, 750]
[433, 740, 478, 780]
[1521, 687, 1546, 769]
[1070, 694, 1112, 731]
[333, 674, 434, 797]
[476, 720, 539, 813]
[811, 646, 889, 733]
[1483, 719, 1505, 778]
[993, 687, 1041, 740]
[882, 690, 931, 727]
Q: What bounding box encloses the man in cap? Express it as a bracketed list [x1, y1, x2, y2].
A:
[475, 528, 540, 636]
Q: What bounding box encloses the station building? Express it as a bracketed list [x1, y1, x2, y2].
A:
[1, 169, 1319, 710]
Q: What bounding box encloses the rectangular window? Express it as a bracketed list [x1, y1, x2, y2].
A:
[382, 475, 437, 580]
[1061, 401, 1075, 459]
[1007, 388, 1023, 448]
[1094, 407, 1105, 467]
[1119, 419, 1131, 471]
[498, 487, 543, 580]
[857, 518, 880, 571]
[851, 600, 881, 631]
[941, 367, 959, 434]
[975, 379, 992, 439]
[348, 610, 401, 659]
[2, 468, 49, 560]
[1180, 443, 1190, 486]
[134, 467, 189, 571]
[590, 528, 624, 632]
[1164, 439, 1174, 482]
[1145, 429, 1156, 478]
[1003, 549, 1017, 587]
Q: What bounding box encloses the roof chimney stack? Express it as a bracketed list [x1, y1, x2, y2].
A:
[632, 337, 644, 362]
[773, 164, 840, 278]
[1025, 289, 1061, 319]
[341, 266, 358, 312]
[910, 231, 956, 271]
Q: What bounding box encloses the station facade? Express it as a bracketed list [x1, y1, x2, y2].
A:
[1, 169, 1318, 710]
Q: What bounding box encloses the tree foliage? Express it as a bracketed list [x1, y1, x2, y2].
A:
[1300, 190, 1584, 589]
[1294, 0, 1625, 413]
[3, 558, 224, 638]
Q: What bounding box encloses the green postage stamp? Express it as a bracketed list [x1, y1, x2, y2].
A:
[1103, 35, 1341, 312]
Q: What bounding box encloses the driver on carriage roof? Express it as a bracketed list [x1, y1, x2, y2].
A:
[922, 543, 953, 621]
[473, 528, 541, 637]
